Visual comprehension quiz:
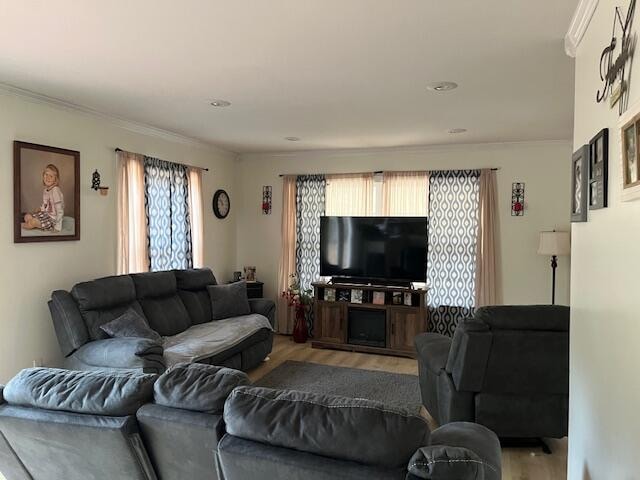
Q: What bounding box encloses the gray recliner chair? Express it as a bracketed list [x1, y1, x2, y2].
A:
[415, 305, 569, 448]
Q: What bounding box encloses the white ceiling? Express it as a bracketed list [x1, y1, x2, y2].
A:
[0, 1, 577, 153]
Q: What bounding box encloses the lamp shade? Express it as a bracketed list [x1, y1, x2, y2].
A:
[537, 231, 571, 256]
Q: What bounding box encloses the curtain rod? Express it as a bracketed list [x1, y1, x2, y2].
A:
[115, 148, 209, 172]
[278, 168, 499, 177]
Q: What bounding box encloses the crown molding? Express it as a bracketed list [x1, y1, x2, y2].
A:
[565, 0, 599, 57]
[0, 82, 236, 156]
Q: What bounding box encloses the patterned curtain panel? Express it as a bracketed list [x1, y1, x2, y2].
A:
[295, 175, 326, 336]
[427, 170, 480, 336]
[144, 157, 193, 271]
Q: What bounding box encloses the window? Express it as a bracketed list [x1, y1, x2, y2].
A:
[117, 150, 203, 274]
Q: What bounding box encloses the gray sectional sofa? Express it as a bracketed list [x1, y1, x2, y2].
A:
[48, 268, 275, 374]
[0, 365, 502, 480]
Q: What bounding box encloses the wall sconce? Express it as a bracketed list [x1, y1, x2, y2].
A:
[91, 170, 109, 196]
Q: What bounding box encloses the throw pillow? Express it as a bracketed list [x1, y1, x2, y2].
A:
[100, 308, 162, 343]
[207, 281, 251, 320]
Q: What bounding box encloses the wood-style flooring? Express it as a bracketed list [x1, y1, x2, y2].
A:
[248, 334, 568, 480]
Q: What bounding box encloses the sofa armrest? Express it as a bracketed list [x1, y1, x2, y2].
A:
[248, 298, 276, 328]
[407, 422, 501, 480]
[414, 333, 452, 374]
[49, 290, 90, 357]
[71, 338, 165, 373]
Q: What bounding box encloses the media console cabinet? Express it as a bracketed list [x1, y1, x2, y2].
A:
[311, 282, 428, 358]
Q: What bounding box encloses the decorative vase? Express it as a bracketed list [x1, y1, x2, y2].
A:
[292, 304, 308, 343]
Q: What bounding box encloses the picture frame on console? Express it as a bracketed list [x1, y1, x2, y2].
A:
[13, 141, 80, 243]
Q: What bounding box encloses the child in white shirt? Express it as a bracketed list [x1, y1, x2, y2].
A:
[22, 164, 65, 232]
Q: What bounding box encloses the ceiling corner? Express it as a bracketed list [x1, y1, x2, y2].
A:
[565, 0, 599, 57]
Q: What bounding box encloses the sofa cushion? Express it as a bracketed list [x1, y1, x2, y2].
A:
[162, 314, 273, 366]
[208, 281, 251, 320]
[132, 271, 192, 336]
[71, 276, 137, 311]
[100, 308, 163, 343]
[174, 268, 217, 291]
[71, 276, 144, 341]
[154, 363, 249, 414]
[475, 305, 570, 331]
[3, 368, 156, 416]
[223, 386, 430, 469]
[176, 269, 217, 325]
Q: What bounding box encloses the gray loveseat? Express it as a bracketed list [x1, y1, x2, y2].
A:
[0, 366, 502, 480]
[415, 305, 569, 445]
[48, 268, 275, 374]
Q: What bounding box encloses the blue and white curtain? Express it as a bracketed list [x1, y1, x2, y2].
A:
[295, 175, 326, 336]
[427, 170, 480, 336]
[295, 175, 326, 292]
[144, 157, 193, 271]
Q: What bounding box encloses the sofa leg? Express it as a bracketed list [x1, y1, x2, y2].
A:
[540, 439, 552, 454]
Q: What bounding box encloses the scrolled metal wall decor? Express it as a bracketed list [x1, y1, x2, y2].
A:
[597, 0, 637, 115]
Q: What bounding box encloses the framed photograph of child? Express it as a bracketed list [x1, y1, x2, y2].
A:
[14, 141, 80, 243]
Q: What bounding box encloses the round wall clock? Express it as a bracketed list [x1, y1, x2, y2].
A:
[212, 189, 230, 219]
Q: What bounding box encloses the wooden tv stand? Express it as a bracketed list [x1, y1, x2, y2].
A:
[311, 282, 429, 359]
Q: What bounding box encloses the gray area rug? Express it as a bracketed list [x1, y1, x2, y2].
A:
[255, 360, 421, 413]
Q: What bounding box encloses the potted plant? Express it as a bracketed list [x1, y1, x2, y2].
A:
[282, 274, 313, 343]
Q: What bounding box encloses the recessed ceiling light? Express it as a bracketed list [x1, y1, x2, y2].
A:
[427, 81, 458, 92]
[448, 128, 467, 134]
[285, 137, 300, 141]
[210, 100, 231, 107]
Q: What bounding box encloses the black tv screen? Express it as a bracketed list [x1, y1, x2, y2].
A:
[320, 216, 427, 282]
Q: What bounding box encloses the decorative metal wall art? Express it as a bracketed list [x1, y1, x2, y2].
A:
[262, 185, 272, 214]
[597, 0, 636, 115]
[589, 129, 609, 210]
[511, 182, 525, 216]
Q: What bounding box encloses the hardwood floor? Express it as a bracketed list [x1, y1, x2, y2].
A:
[249, 334, 568, 480]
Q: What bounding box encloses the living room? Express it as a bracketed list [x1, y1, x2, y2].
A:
[0, 1, 635, 479]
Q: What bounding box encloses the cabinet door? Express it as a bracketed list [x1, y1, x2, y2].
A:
[388, 308, 426, 352]
[316, 302, 345, 343]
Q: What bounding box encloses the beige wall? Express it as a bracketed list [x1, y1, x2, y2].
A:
[236, 141, 572, 307]
[569, 2, 640, 478]
[0, 92, 238, 383]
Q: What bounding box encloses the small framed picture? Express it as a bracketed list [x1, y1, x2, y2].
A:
[14, 141, 80, 243]
[337, 290, 350, 302]
[372, 292, 385, 305]
[571, 145, 589, 222]
[243, 266, 256, 282]
[392, 292, 403, 305]
[351, 289, 363, 304]
[404, 292, 413, 306]
[588, 128, 608, 210]
[324, 288, 336, 301]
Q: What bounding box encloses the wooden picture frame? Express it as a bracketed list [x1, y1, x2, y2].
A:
[620, 110, 640, 201]
[14, 141, 80, 243]
[571, 145, 589, 222]
[589, 128, 608, 210]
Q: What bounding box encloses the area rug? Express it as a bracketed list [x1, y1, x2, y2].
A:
[254, 360, 422, 413]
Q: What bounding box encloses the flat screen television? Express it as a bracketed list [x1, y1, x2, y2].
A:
[320, 216, 427, 283]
